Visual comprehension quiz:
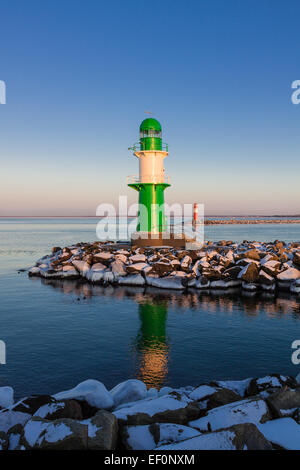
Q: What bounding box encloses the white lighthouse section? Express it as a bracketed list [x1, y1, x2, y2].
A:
[134, 150, 169, 184]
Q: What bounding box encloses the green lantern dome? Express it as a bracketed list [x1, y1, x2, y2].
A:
[140, 118, 162, 132]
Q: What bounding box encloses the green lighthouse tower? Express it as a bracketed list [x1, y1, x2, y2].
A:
[128, 118, 170, 244]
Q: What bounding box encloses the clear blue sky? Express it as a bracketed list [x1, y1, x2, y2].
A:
[1, 0, 300, 215]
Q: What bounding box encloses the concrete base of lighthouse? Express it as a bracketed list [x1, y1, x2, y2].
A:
[131, 232, 196, 249]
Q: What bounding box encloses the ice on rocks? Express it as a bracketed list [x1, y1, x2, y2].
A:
[84, 263, 107, 282]
[145, 275, 184, 290]
[28, 266, 41, 276]
[242, 282, 257, 291]
[72, 260, 90, 275]
[61, 265, 79, 278]
[210, 280, 241, 289]
[291, 280, 300, 294]
[118, 274, 145, 286]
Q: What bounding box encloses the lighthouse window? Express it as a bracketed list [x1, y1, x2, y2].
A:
[140, 130, 162, 138]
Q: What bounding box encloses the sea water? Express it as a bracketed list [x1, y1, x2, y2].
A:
[0, 217, 300, 398]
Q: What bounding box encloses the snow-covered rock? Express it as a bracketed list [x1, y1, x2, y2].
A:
[8, 431, 20, 450]
[113, 394, 199, 425]
[84, 263, 107, 282]
[80, 410, 118, 450]
[277, 267, 300, 282]
[53, 379, 113, 410]
[0, 410, 31, 433]
[72, 260, 90, 276]
[238, 263, 259, 283]
[129, 254, 146, 263]
[214, 378, 252, 398]
[147, 388, 158, 399]
[188, 385, 216, 401]
[61, 265, 79, 278]
[122, 424, 156, 450]
[22, 411, 117, 450]
[110, 380, 147, 408]
[33, 400, 82, 420]
[158, 387, 173, 397]
[126, 262, 149, 274]
[22, 417, 86, 450]
[157, 423, 272, 450]
[28, 266, 41, 276]
[189, 398, 270, 432]
[246, 374, 297, 396]
[123, 423, 200, 450]
[93, 252, 112, 263]
[266, 389, 300, 418]
[154, 422, 201, 447]
[0, 387, 14, 409]
[110, 260, 127, 278]
[258, 417, 300, 450]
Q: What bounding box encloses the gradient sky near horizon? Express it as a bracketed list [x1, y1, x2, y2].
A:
[1, 0, 300, 216]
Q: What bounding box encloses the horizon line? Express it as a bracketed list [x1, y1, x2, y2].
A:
[0, 214, 300, 218]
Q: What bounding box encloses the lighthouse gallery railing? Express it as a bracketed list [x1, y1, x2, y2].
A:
[127, 175, 170, 185]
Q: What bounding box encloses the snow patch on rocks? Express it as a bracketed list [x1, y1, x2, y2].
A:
[53, 379, 113, 410]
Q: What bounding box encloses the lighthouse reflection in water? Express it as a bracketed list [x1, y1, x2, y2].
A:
[27, 276, 300, 394]
[135, 300, 169, 388]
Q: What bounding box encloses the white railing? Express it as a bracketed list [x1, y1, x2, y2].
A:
[127, 175, 170, 185]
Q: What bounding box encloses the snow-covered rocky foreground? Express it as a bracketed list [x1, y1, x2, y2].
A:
[1, 374, 300, 450]
[28, 240, 300, 296]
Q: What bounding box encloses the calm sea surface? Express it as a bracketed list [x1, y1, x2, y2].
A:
[1, 218, 300, 398]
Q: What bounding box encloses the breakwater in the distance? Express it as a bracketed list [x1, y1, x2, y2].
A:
[205, 219, 300, 225]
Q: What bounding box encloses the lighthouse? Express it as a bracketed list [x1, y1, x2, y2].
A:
[127, 117, 195, 248]
[128, 118, 170, 245]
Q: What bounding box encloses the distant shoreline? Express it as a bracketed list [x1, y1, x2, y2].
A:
[1, 215, 300, 225]
[1, 215, 300, 219]
[205, 219, 300, 225]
